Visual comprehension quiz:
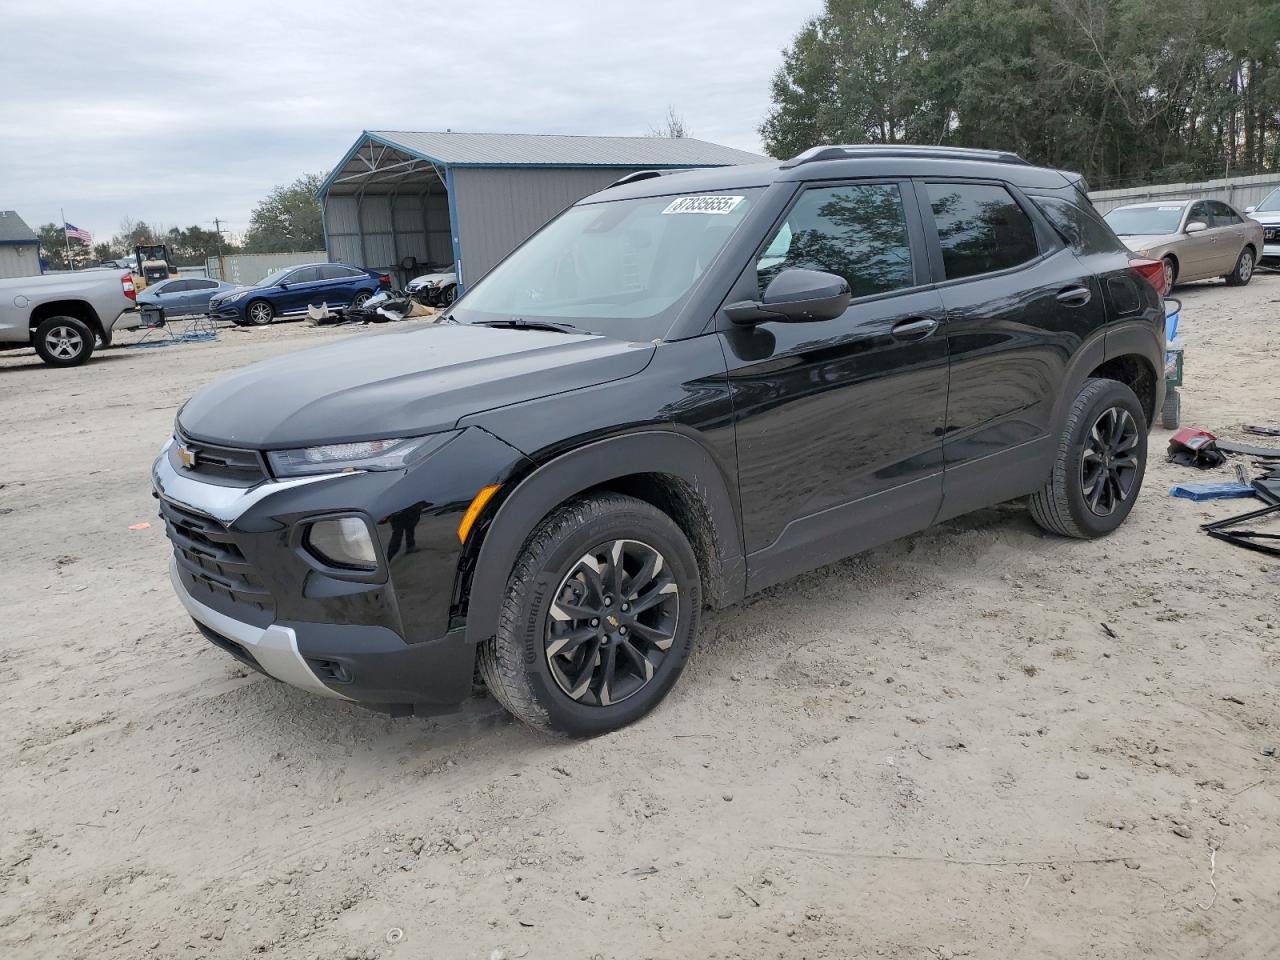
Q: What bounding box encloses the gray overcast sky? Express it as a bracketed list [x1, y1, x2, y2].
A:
[1, 0, 820, 245]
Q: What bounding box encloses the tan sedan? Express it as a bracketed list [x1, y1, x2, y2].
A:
[1102, 198, 1264, 289]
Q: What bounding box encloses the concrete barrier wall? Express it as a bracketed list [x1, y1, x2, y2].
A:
[1090, 172, 1280, 214]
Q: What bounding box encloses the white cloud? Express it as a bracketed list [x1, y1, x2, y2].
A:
[0, 0, 820, 241]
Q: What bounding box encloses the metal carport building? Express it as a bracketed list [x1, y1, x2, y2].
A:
[316, 131, 765, 291]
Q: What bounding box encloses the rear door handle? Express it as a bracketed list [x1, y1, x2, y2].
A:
[1055, 285, 1092, 307]
[891, 317, 939, 341]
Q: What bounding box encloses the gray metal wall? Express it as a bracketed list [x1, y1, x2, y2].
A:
[451, 166, 643, 284]
[206, 250, 327, 285]
[323, 192, 452, 281]
[1090, 172, 1280, 214]
[0, 243, 41, 279]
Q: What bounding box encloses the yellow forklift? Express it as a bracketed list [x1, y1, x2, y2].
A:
[133, 243, 174, 290]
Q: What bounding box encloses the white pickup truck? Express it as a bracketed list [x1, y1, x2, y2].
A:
[0, 270, 138, 367]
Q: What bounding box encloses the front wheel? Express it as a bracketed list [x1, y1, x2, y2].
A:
[440, 284, 457, 306]
[1162, 256, 1177, 291]
[1225, 247, 1254, 286]
[478, 494, 700, 737]
[245, 300, 274, 326]
[1028, 378, 1148, 539]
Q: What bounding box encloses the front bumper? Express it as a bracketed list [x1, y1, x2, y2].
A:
[153, 427, 531, 710]
[1262, 241, 1280, 264]
[208, 301, 246, 322]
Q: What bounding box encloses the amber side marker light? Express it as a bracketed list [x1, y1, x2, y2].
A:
[457, 484, 501, 544]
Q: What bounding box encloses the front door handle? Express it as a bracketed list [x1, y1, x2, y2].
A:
[891, 317, 939, 341]
[1055, 285, 1092, 307]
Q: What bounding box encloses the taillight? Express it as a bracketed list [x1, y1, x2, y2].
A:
[121, 272, 137, 301]
[378, 273, 391, 286]
[1129, 257, 1168, 297]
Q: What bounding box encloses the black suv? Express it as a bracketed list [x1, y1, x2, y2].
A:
[153, 145, 1164, 736]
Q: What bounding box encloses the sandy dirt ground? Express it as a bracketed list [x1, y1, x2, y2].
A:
[2, 278, 1278, 960]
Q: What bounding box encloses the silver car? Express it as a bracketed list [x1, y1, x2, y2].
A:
[1245, 187, 1280, 267]
[1103, 198, 1264, 289]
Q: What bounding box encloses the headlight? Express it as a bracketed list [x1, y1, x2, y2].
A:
[305, 517, 377, 571]
[220, 290, 248, 303]
[266, 431, 458, 477]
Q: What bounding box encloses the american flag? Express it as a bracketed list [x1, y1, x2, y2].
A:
[64, 222, 92, 245]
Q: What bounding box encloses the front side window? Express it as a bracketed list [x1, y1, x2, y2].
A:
[756, 183, 914, 299]
[1187, 202, 1210, 227]
[287, 267, 320, 284]
[927, 182, 1040, 280]
[454, 189, 760, 341]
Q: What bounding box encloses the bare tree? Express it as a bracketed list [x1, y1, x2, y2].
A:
[648, 106, 690, 138]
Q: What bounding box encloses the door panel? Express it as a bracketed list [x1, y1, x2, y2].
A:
[920, 180, 1109, 520]
[721, 179, 947, 591]
[280, 267, 321, 312]
[1180, 202, 1217, 278]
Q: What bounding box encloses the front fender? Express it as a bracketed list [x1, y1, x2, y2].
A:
[463, 429, 745, 647]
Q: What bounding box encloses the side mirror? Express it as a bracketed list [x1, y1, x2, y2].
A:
[1244, 206, 1256, 214]
[1185, 221, 1208, 234]
[278, 282, 290, 288]
[723, 268, 851, 326]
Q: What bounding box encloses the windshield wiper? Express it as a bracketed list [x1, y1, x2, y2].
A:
[474, 318, 583, 334]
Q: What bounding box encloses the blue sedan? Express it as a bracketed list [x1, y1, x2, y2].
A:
[136, 277, 241, 316]
[208, 263, 391, 326]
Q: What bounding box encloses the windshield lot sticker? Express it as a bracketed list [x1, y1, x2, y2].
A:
[1157, 205, 1183, 211]
[662, 195, 746, 215]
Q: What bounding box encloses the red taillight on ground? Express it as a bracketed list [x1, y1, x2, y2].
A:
[121, 272, 137, 301]
[1129, 257, 1168, 297]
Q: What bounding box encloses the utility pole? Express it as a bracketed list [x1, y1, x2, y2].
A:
[211, 217, 228, 280]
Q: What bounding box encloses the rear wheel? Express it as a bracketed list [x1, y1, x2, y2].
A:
[245, 300, 274, 326]
[33, 316, 94, 367]
[1225, 247, 1254, 286]
[1028, 378, 1148, 539]
[350, 291, 371, 311]
[478, 493, 700, 737]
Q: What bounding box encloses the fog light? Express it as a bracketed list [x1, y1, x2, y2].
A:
[306, 517, 377, 571]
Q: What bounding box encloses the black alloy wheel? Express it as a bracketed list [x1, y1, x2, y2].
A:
[1079, 405, 1142, 517]
[544, 539, 679, 706]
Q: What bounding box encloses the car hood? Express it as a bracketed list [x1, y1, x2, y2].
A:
[178, 323, 656, 450]
[1249, 211, 1280, 225]
[1117, 233, 1181, 251]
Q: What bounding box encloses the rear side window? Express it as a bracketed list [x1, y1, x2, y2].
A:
[287, 267, 320, 284]
[927, 182, 1040, 280]
[757, 183, 915, 299]
[1031, 194, 1128, 255]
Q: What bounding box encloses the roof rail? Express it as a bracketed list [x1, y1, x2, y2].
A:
[779, 144, 1031, 170]
[608, 169, 671, 188]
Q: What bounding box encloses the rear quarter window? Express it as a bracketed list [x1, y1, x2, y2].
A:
[1031, 195, 1128, 255]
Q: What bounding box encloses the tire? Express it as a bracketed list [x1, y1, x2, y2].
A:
[1225, 247, 1254, 286]
[350, 291, 371, 311]
[1028, 378, 1148, 539]
[441, 284, 457, 306]
[1162, 256, 1177, 291]
[33, 316, 94, 367]
[245, 300, 274, 326]
[478, 493, 701, 737]
[1161, 388, 1180, 430]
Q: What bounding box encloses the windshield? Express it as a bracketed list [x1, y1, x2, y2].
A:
[257, 268, 293, 287]
[1104, 205, 1186, 236]
[1255, 188, 1280, 213]
[451, 190, 760, 340]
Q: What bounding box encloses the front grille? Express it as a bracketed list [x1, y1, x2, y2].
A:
[1265, 227, 1279, 241]
[160, 498, 274, 625]
[172, 432, 267, 487]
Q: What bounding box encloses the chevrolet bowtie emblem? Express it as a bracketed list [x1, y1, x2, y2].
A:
[606, 615, 619, 627]
[177, 444, 198, 470]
